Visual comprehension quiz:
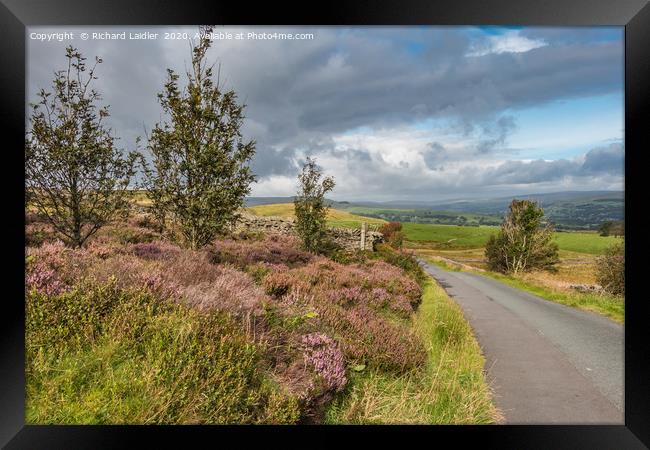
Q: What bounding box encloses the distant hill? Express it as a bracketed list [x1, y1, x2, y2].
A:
[245, 197, 350, 208]
[423, 191, 624, 229]
[246, 191, 624, 230]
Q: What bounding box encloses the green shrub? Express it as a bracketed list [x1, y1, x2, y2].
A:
[484, 200, 559, 274]
[247, 263, 272, 285]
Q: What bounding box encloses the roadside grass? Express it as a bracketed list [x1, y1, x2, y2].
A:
[246, 203, 386, 229]
[324, 279, 500, 424]
[419, 255, 624, 324]
[480, 271, 624, 324]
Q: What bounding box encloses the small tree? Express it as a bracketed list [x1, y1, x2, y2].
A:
[294, 157, 335, 253]
[145, 26, 256, 250]
[596, 241, 625, 296]
[598, 220, 625, 237]
[485, 199, 559, 274]
[598, 221, 613, 236]
[25, 47, 139, 248]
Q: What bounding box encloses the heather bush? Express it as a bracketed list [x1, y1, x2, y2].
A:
[130, 241, 181, 260]
[329, 249, 371, 265]
[26, 241, 88, 293]
[376, 244, 427, 287]
[26, 283, 300, 424]
[25, 214, 429, 423]
[301, 333, 347, 393]
[25, 259, 68, 296]
[261, 258, 425, 373]
[316, 303, 426, 373]
[210, 235, 312, 269]
[179, 266, 267, 317]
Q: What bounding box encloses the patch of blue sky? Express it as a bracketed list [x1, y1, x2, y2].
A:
[506, 93, 623, 160]
[476, 25, 525, 35]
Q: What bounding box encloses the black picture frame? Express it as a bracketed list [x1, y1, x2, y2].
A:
[2, 1, 648, 448]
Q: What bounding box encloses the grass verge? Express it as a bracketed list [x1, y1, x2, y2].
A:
[480, 271, 624, 324]
[421, 256, 624, 324]
[324, 279, 500, 424]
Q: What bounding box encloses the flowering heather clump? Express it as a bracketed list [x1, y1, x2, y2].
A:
[326, 286, 366, 307]
[157, 251, 225, 287]
[26, 263, 68, 296]
[257, 256, 426, 373]
[263, 271, 297, 298]
[130, 241, 181, 260]
[211, 235, 312, 269]
[263, 257, 421, 314]
[86, 240, 126, 260]
[179, 266, 267, 317]
[301, 333, 347, 393]
[26, 241, 85, 291]
[138, 272, 181, 300]
[318, 303, 426, 373]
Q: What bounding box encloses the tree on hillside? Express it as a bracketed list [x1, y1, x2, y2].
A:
[598, 220, 625, 237]
[294, 157, 335, 253]
[25, 47, 139, 248]
[484, 199, 559, 274]
[145, 26, 256, 250]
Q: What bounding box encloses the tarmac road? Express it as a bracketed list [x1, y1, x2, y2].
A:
[420, 260, 624, 424]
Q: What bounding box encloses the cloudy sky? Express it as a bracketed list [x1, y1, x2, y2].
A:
[27, 26, 624, 201]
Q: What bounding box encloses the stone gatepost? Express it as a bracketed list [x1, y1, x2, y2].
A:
[360, 222, 367, 250]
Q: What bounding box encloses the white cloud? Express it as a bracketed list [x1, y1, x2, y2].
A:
[467, 31, 547, 57]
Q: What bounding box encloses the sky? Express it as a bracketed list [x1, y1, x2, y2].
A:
[26, 26, 624, 202]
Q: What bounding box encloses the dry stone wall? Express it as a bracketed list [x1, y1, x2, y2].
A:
[234, 213, 383, 251]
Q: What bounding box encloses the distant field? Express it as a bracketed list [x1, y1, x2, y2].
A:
[402, 223, 497, 248]
[246, 203, 386, 229]
[401, 222, 619, 255]
[553, 231, 621, 255]
[343, 206, 502, 226]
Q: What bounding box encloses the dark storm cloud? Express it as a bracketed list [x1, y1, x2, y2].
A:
[26, 26, 623, 196]
[582, 143, 625, 173]
[480, 143, 624, 185]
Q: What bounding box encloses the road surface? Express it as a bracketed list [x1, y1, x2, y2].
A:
[420, 260, 624, 424]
